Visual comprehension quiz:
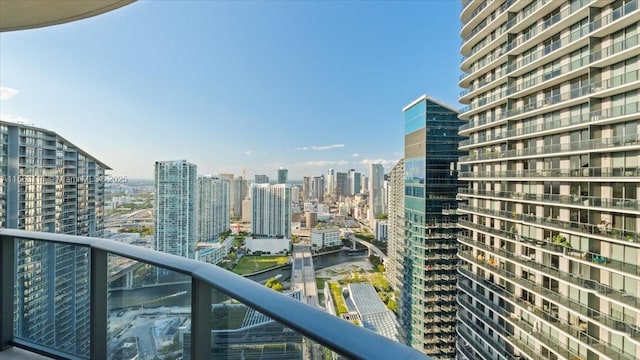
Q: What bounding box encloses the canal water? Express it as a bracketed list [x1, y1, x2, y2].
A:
[108, 250, 368, 309]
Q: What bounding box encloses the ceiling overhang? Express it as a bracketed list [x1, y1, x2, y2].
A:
[0, 0, 134, 32]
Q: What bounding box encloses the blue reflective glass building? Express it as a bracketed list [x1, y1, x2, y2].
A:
[391, 96, 465, 358]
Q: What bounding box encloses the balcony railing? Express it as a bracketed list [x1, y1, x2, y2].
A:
[458, 204, 640, 243]
[459, 251, 640, 351]
[459, 4, 639, 96]
[459, 166, 640, 181]
[462, 0, 516, 42]
[0, 229, 427, 360]
[462, 66, 639, 116]
[458, 268, 634, 360]
[458, 218, 640, 285]
[458, 188, 640, 213]
[467, 0, 635, 77]
[461, 0, 492, 25]
[458, 233, 640, 311]
[461, 0, 590, 72]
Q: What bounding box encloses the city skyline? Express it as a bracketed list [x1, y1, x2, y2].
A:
[0, 1, 462, 180]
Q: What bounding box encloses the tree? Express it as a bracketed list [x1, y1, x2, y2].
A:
[234, 236, 245, 248]
[219, 229, 232, 242]
[375, 213, 388, 220]
[265, 277, 283, 291]
[369, 254, 382, 268]
[386, 298, 397, 313]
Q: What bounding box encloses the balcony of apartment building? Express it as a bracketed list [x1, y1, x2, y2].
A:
[459, 0, 639, 90]
[458, 251, 639, 360]
[458, 237, 640, 360]
[0, 229, 427, 360]
[458, 203, 640, 244]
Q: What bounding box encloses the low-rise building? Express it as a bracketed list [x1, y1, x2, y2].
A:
[310, 227, 341, 249]
[346, 283, 401, 342]
[244, 237, 290, 255]
[195, 237, 234, 265]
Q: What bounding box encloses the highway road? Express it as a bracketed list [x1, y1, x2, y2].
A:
[291, 244, 321, 308]
[346, 234, 387, 263]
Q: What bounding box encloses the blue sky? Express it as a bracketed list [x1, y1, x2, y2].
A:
[0, 0, 462, 180]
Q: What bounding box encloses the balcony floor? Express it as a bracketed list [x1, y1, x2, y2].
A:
[0, 346, 53, 360]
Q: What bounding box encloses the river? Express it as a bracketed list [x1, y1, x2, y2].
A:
[108, 249, 368, 309]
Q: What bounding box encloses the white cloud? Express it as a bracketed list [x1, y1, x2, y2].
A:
[359, 158, 398, 168]
[244, 150, 251, 155]
[0, 87, 18, 100]
[351, 153, 360, 157]
[295, 144, 345, 151]
[295, 160, 351, 168]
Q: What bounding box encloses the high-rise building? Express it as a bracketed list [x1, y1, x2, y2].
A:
[155, 160, 197, 259]
[219, 173, 237, 217]
[386, 159, 404, 293]
[335, 171, 349, 198]
[291, 185, 300, 205]
[302, 176, 311, 202]
[251, 183, 292, 238]
[311, 175, 325, 202]
[232, 176, 247, 219]
[383, 173, 390, 215]
[196, 175, 230, 242]
[241, 198, 251, 223]
[457, 2, 640, 360]
[1, 121, 109, 357]
[277, 167, 288, 184]
[349, 169, 362, 195]
[361, 174, 368, 194]
[368, 164, 384, 221]
[392, 96, 464, 358]
[326, 168, 335, 198]
[255, 174, 269, 184]
[347, 169, 355, 195]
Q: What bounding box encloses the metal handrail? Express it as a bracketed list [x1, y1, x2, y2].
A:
[0, 229, 427, 360]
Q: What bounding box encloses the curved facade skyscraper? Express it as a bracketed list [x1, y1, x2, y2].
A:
[457, 1, 640, 359]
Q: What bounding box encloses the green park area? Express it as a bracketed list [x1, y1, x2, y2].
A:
[232, 255, 289, 275]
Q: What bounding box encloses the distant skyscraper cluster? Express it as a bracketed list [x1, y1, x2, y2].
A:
[154, 160, 230, 259]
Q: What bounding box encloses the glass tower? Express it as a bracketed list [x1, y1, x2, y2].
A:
[392, 96, 465, 358]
